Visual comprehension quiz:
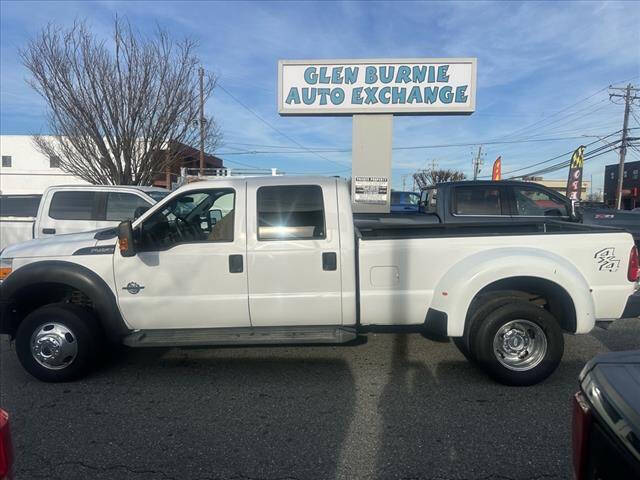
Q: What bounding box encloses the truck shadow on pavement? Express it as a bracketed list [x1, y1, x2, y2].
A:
[2, 331, 609, 480]
[373, 334, 589, 480]
[9, 345, 357, 480]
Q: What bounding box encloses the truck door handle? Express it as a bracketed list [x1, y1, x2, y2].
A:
[42, 228, 56, 235]
[322, 252, 337, 271]
[229, 254, 243, 273]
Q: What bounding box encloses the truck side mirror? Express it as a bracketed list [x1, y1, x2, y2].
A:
[418, 192, 427, 213]
[118, 220, 136, 257]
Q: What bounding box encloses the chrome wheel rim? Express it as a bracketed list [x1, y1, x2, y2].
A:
[493, 319, 547, 371]
[30, 322, 78, 370]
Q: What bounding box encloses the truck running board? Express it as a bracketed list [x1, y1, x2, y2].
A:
[123, 326, 358, 347]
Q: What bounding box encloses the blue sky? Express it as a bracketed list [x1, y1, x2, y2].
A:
[1, 0, 639, 191]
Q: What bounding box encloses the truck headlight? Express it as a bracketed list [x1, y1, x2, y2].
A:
[0, 258, 13, 282]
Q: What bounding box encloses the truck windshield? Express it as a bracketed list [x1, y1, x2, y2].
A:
[138, 188, 235, 250]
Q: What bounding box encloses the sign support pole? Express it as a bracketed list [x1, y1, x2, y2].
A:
[351, 114, 393, 213]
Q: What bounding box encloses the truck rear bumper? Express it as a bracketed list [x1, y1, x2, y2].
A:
[620, 291, 640, 319]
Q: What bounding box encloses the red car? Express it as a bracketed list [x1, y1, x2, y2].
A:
[0, 409, 13, 480]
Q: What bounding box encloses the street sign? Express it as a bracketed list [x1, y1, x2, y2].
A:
[278, 58, 476, 116]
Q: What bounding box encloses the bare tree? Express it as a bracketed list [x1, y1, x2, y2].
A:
[412, 168, 466, 190]
[21, 18, 221, 185]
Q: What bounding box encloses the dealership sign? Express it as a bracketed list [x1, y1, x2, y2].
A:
[278, 58, 476, 116]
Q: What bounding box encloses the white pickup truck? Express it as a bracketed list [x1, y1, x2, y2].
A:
[1, 176, 638, 385]
[0, 185, 169, 249]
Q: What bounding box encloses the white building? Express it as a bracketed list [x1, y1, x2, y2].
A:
[0, 135, 89, 194]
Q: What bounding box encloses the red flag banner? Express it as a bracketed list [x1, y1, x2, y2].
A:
[566, 146, 585, 201]
[492, 156, 502, 180]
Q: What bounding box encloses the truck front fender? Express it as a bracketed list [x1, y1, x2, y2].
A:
[428, 247, 595, 336]
[0, 260, 130, 342]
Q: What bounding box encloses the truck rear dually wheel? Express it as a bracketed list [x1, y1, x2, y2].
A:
[16, 303, 100, 382]
[471, 301, 564, 386]
[454, 290, 531, 363]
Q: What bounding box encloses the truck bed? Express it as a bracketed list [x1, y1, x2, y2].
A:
[355, 217, 633, 332]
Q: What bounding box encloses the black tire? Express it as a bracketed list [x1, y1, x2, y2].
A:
[16, 303, 101, 382]
[455, 291, 531, 362]
[452, 336, 474, 362]
[471, 301, 564, 386]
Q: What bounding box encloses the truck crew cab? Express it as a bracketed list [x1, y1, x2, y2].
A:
[419, 180, 640, 245]
[1, 176, 638, 385]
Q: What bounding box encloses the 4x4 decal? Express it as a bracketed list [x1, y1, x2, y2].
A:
[594, 247, 620, 272]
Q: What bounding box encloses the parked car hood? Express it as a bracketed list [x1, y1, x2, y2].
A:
[1, 230, 102, 259]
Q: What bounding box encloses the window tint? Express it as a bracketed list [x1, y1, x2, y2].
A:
[138, 189, 235, 251]
[0, 195, 41, 217]
[513, 187, 569, 217]
[454, 187, 502, 215]
[391, 192, 420, 205]
[1, 156, 11, 167]
[106, 193, 151, 221]
[146, 191, 170, 202]
[49, 191, 97, 220]
[421, 188, 438, 212]
[257, 185, 325, 240]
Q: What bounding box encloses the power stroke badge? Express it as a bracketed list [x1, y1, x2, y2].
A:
[594, 247, 620, 272]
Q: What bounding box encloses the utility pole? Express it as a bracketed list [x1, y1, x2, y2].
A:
[199, 66, 205, 176]
[472, 145, 483, 180]
[610, 83, 639, 209]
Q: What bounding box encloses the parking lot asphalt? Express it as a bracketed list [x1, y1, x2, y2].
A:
[1, 318, 639, 480]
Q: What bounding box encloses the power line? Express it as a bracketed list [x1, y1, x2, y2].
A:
[480, 129, 635, 178]
[505, 135, 616, 175]
[486, 75, 639, 143]
[216, 133, 626, 156]
[225, 141, 309, 150]
[217, 83, 349, 171]
[486, 89, 609, 143]
[502, 99, 612, 141]
[508, 140, 622, 178]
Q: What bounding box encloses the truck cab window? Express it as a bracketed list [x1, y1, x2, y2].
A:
[106, 193, 151, 221]
[49, 191, 98, 220]
[137, 188, 235, 251]
[0, 195, 41, 217]
[454, 187, 503, 215]
[390, 191, 420, 205]
[420, 188, 438, 212]
[513, 187, 568, 217]
[257, 185, 325, 240]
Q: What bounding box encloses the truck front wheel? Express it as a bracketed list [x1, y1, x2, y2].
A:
[15, 304, 101, 382]
[471, 301, 564, 386]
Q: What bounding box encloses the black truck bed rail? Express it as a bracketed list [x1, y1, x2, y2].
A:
[356, 219, 623, 240]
